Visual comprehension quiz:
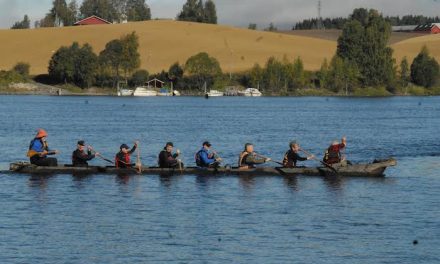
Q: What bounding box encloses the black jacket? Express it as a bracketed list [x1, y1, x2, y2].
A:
[158, 150, 179, 168]
[72, 149, 95, 166]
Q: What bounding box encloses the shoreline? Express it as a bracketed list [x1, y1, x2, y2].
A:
[1, 82, 439, 97]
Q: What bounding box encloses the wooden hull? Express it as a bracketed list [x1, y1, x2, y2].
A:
[7, 159, 396, 177]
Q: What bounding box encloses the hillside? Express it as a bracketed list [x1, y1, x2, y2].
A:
[392, 34, 440, 63]
[0, 20, 337, 75]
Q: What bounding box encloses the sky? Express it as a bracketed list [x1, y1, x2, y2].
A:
[0, 0, 439, 29]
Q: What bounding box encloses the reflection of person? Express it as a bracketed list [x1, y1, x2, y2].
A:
[115, 142, 138, 168]
[323, 137, 347, 165]
[158, 142, 182, 168]
[72, 140, 99, 167]
[238, 143, 270, 169]
[27, 129, 59, 166]
[283, 141, 314, 168]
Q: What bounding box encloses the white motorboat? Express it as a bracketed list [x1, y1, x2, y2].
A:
[238, 88, 262, 97]
[206, 90, 224, 97]
[133, 87, 158, 97]
[117, 89, 134, 96]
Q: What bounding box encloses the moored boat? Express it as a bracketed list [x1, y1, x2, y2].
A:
[7, 159, 396, 177]
[133, 87, 158, 97]
[238, 88, 262, 97]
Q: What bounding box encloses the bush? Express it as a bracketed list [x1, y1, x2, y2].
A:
[12, 62, 30, 79]
[411, 46, 440, 88]
[0, 70, 26, 86]
[352, 87, 392, 97]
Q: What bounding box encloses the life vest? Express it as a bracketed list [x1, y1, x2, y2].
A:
[283, 150, 294, 168]
[238, 151, 249, 167]
[195, 150, 203, 167]
[27, 138, 48, 158]
[324, 145, 342, 164]
[115, 152, 130, 168]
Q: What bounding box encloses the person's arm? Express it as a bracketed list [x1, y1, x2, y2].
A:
[245, 154, 266, 164]
[200, 151, 215, 164]
[294, 152, 308, 162]
[129, 145, 137, 154]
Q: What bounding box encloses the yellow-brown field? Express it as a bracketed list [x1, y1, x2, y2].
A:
[0, 20, 337, 75]
[391, 34, 440, 64]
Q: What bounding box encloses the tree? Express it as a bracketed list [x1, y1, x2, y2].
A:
[80, 0, 117, 22]
[317, 59, 330, 88]
[185, 52, 222, 90]
[292, 57, 305, 89]
[177, 0, 217, 24]
[126, 0, 151, 21]
[411, 46, 440, 88]
[99, 32, 141, 86]
[326, 56, 360, 93]
[203, 0, 217, 24]
[48, 42, 98, 88]
[337, 8, 395, 88]
[168, 62, 184, 88]
[50, 0, 68, 26]
[11, 15, 30, 29]
[248, 23, 257, 30]
[64, 0, 79, 26]
[130, 69, 149, 87]
[399, 57, 410, 89]
[264, 23, 277, 32]
[249, 63, 263, 88]
[12, 62, 31, 78]
[75, 44, 99, 87]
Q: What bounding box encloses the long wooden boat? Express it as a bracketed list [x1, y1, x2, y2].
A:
[6, 158, 396, 177]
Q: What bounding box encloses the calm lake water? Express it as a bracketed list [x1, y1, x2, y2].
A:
[0, 96, 439, 263]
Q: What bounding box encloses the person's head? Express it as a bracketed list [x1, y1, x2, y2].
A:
[120, 144, 130, 154]
[35, 129, 48, 140]
[244, 143, 254, 153]
[331, 140, 339, 146]
[77, 140, 85, 151]
[165, 142, 174, 152]
[289, 141, 300, 152]
[203, 141, 212, 150]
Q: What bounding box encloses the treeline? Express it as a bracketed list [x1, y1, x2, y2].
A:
[34, 0, 152, 28]
[294, 14, 440, 30]
[11, 0, 217, 29]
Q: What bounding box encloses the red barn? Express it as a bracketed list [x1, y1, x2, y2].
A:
[414, 23, 440, 34]
[74, 16, 111, 26]
[431, 23, 440, 34]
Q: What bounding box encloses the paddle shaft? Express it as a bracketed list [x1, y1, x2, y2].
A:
[300, 149, 337, 173]
[254, 153, 284, 166]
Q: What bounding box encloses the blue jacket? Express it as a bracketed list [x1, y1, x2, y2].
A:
[196, 147, 215, 167]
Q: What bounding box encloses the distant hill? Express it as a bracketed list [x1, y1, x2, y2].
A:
[0, 20, 337, 75]
[392, 34, 440, 64]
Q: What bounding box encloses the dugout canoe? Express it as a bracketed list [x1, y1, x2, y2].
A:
[6, 158, 396, 177]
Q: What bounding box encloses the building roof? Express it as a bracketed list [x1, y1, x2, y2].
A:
[74, 15, 111, 26]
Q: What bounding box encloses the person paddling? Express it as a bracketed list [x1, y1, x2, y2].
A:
[27, 129, 59, 166]
[323, 137, 347, 165]
[115, 141, 138, 168]
[238, 143, 271, 169]
[72, 140, 99, 167]
[195, 141, 222, 168]
[283, 141, 314, 168]
[158, 142, 182, 168]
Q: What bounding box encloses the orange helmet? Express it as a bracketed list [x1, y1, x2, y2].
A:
[35, 129, 48, 138]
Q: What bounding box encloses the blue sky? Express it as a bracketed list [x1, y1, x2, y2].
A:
[0, 0, 439, 29]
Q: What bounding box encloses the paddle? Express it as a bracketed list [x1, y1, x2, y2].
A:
[254, 153, 284, 166]
[300, 149, 338, 174]
[136, 142, 142, 174]
[176, 149, 183, 174]
[96, 153, 114, 164]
